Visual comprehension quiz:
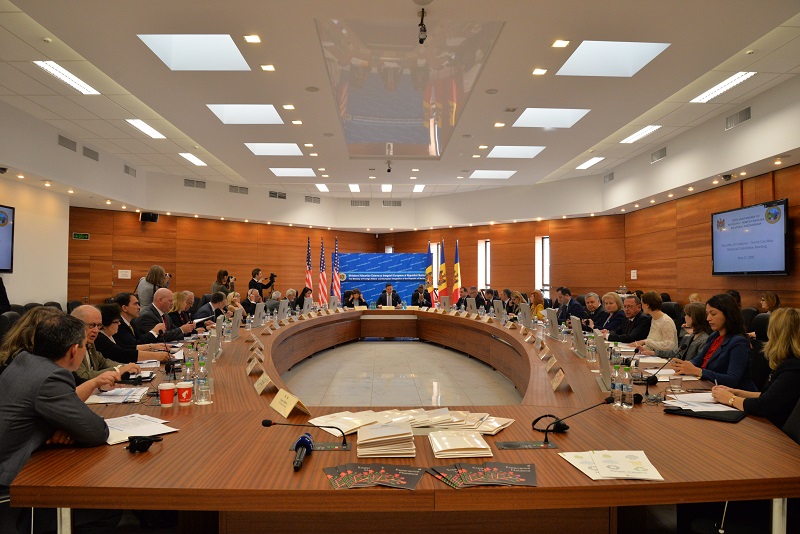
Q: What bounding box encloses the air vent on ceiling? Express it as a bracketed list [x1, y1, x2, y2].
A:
[123, 165, 137, 177]
[82, 146, 99, 161]
[382, 200, 402, 207]
[305, 195, 321, 204]
[603, 172, 615, 184]
[58, 134, 77, 152]
[351, 200, 370, 207]
[183, 178, 206, 189]
[725, 107, 751, 131]
[228, 185, 248, 195]
[504, 107, 517, 113]
[651, 147, 667, 164]
[269, 190, 287, 199]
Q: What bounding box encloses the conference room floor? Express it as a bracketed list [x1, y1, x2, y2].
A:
[281, 340, 524, 407]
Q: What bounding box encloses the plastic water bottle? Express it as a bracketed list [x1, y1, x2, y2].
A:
[621, 366, 634, 409]
[612, 365, 622, 409]
[401, 300, 406, 310]
[245, 315, 252, 330]
[223, 320, 232, 342]
[183, 358, 194, 383]
[195, 355, 208, 396]
[612, 342, 622, 366]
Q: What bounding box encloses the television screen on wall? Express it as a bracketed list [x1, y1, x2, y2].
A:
[0, 204, 14, 273]
[711, 198, 788, 276]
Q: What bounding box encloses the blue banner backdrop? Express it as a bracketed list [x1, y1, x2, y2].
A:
[338, 253, 427, 305]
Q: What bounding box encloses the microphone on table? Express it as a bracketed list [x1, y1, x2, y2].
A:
[533, 396, 615, 445]
[292, 433, 314, 472]
[644, 357, 675, 399]
[261, 419, 348, 448]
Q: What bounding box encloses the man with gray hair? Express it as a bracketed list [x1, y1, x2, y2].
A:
[242, 288, 262, 316]
[265, 290, 282, 314]
[581, 292, 608, 332]
[71, 305, 139, 379]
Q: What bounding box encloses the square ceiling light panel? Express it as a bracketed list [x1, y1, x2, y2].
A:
[487, 146, 546, 159]
[245, 143, 303, 156]
[556, 41, 669, 77]
[138, 34, 250, 71]
[207, 104, 283, 124]
[270, 168, 316, 177]
[469, 170, 516, 179]
[513, 108, 590, 128]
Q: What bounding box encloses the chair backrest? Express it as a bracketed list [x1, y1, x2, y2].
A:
[67, 300, 82, 314]
[661, 301, 683, 332]
[1, 311, 20, 329]
[782, 397, 800, 445]
[741, 307, 759, 332]
[576, 294, 586, 307]
[543, 297, 552, 309]
[23, 302, 42, 312]
[43, 301, 63, 311]
[0, 313, 10, 342]
[660, 292, 671, 303]
[10, 304, 24, 315]
[749, 339, 772, 391]
[197, 293, 213, 311]
[750, 313, 770, 341]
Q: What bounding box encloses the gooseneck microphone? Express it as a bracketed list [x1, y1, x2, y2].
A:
[292, 433, 313, 472]
[261, 419, 348, 448]
[536, 396, 615, 444]
[644, 357, 675, 400]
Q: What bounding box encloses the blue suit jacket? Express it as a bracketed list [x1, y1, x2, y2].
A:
[557, 298, 586, 324]
[690, 332, 756, 390]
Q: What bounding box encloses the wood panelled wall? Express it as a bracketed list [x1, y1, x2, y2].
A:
[69, 164, 799, 308]
[67, 210, 379, 304]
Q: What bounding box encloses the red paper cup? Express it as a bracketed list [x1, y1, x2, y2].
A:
[158, 383, 176, 407]
[176, 381, 193, 406]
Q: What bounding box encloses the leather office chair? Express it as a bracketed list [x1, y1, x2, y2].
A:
[660, 292, 671, 304]
[23, 303, 42, 312]
[783, 398, 800, 445]
[751, 313, 770, 341]
[741, 306, 758, 332]
[576, 294, 586, 307]
[661, 301, 682, 332]
[749, 339, 771, 391]
[43, 301, 63, 311]
[10, 304, 24, 316]
[1, 311, 20, 329]
[67, 300, 82, 314]
[0, 313, 10, 341]
[197, 293, 213, 312]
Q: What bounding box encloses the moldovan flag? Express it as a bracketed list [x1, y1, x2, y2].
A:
[438, 239, 448, 301]
[452, 239, 461, 300]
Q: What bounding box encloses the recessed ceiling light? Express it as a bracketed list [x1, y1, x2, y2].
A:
[456, 176, 464, 179]
[532, 68, 548, 75]
[220, 217, 225, 220]
[478, 145, 488, 150]
[634, 204, 640, 208]
[590, 213, 595, 217]
[121, 205, 126, 209]
[774, 159, 782, 165]
[244, 35, 261, 43]
[494, 122, 505, 127]
[487, 145, 546, 159]
[413, 184, 425, 193]
[576, 157, 604, 170]
[414, 228, 418, 231]
[316, 184, 329, 192]
[292, 120, 303, 125]
[349, 184, 360, 193]
[367, 228, 370, 231]
[321, 174, 329, 178]
[283, 105, 296, 110]
[688, 186, 694, 191]
[194, 214, 198, 218]
[304, 143, 313, 147]
[621, 208, 626, 212]
[469, 170, 516, 179]
[126, 119, 166, 139]
[207, 104, 283, 125]
[668, 193, 674, 198]
[138, 34, 249, 71]
[552, 40, 570, 48]
[468, 224, 473, 227]
[245, 143, 302, 156]
[105, 200, 111, 205]
[289, 223, 293, 227]
[309, 153, 318, 157]
[166, 212, 171, 215]
[489, 221, 495, 225]
[381, 184, 392, 192]
[472, 154, 480, 158]
[535, 217, 542, 222]
[712, 180, 719, 185]
[135, 209, 140, 213]
[44, 181, 51, 187]
[267, 222, 271, 225]
[179, 153, 207, 166]
[739, 172, 747, 176]
[691, 72, 756, 103]
[245, 219, 249, 223]
[650, 199, 656, 203]
[412, 168, 419, 171]
[620, 125, 662, 144]
[410, 176, 417, 180]
[557, 41, 669, 77]
[448, 225, 453, 229]
[513, 108, 590, 128]
[512, 220, 517, 223]
[68, 189, 74, 194]
[17, 174, 24, 179]
[32, 60, 100, 94]
[318, 168, 325, 171]
[390, 228, 395, 231]
[369, 176, 376, 180]
[270, 168, 315, 177]
[261, 64, 276, 71]
[562, 215, 567, 219]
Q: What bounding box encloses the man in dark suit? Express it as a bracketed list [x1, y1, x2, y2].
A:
[249, 268, 276, 300]
[411, 284, 432, 307]
[376, 283, 402, 309]
[455, 287, 469, 309]
[556, 287, 586, 324]
[133, 288, 194, 342]
[195, 291, 228, 325]
[112, 292, 165, 348]
[467, 286, 486, 310]
[608, 295, 652, 343]
[242, 289, 261, 316]
[581, 292, 608, 332]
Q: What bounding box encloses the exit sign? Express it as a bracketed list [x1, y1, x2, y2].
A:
[72, 232, 90, 240]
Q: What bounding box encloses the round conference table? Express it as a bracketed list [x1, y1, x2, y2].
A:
[10, 309, 800, 534]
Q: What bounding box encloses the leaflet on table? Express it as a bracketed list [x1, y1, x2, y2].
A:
[663, 392, 738, 412]
[105, 413, 179, 445]
[637, 356, 670, 365]
[643, 368, 699, 381]
[559, 450, 663, 481]
[136, 360, 160, 369]
[170, 349, 184, 361]
[85, 387, 149, 405]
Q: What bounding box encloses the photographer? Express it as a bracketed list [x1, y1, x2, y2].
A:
[249, 268, 276, 300]
[135, 265, 171, 308]
[211, 269, 235, 296]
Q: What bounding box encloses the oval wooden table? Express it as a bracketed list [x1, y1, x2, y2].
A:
[10, 309, 800, 533]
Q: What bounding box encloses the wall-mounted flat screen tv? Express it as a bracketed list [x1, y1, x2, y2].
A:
[0, 204, 14, 273]
[711, 198, 788, 276]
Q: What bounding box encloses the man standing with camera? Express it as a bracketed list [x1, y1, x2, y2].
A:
[249, 268, 276, 300]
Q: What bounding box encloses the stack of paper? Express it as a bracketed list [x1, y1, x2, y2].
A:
[429, 462, 537, 488]
[428, 430, 493, 459]
[105, 414, 179, 445]
[308, 411, 379, 436]
[559, 450, 663, 481]
[476, 417, 515, 435]
[356, 422, 415, 458]
[86, 387, 149, 405]
[664, 392, 738, 412]
[323, 463, 425, 490]
[643, 368, 699, 382]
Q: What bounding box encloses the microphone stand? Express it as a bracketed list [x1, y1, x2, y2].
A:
[262, 419, 350, 450]
[542, 396, 615, 444]
[644, 357, 674, 402]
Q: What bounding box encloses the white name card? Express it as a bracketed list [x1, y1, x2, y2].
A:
[550, 368, 567, 392]
[253, 372, 273, 395]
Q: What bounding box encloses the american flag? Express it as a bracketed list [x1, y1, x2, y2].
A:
[332, 237, 341, 303]
[318, 237, 328, 306]
[305, 236, 313, 291]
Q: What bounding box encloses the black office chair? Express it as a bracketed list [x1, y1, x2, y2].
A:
[661, 301, 682, 332]
[660, 292, 671, 304]
[0, 313, 10, 341]
[67, 300, 82, 314]
[576, 294, 586, 307]
[751, 313, 770, 341]
[543, 297, 552, 309]
[10, 304, 24, 316]
[197, 293, 213, 312]
[1, 311, 20, 329]
[741, 306, 758, 332]
[782, 398, 800, 445]
[43, 301, 63, 311]
[23, 302, 42, 312]
[749, 339, 771, 391]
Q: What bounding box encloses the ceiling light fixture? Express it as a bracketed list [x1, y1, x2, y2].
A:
[620, 125, 662, 144]
[44, 181, 51, 187]
[687, 187, 694, 191]
[179, 153, 207, 166]
[668, 193, 674, 198]
[478, 145, 488, 149]
[292, 120, 302, 125]
[650, 199, 656, 203]
[413, 184, 425, 193]
[126, 119, 166, 139]
[316, 184, 329, 192]
[576, 157, 604, 170]
[261, 64, 275, 71]
[494, 122, 505, 128]
[304, 143, 313, 147]
[712, 180, 719, 185]
[244, 35, 261, 43]
[552, 40, 570, 48]
[166, 212, 171, 215]
[68, 189, 74, 194]
[410, 176, 417, 180]
[309, 153, 318, 157]
[105, 200, 111, 205]
[17, 174, 24, 179]
[283, 105, 296, 110]
[690, 72, 756, 103]
[739, 172, 747, 176]
[381, 184, 392, 192]
[634, 204, 640, 208]
[33, 61, 100, 94]
[349, 184, 360, 193]
[774, 159, 782, 165]
[532, 68, 547, 75]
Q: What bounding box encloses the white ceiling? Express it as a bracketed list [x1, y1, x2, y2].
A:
[1, 0, 800, 206]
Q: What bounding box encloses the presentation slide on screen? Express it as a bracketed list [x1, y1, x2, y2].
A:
[712, 202, 785, 274]
[0, 205, 14, 272]
[338, 253, 427, 304]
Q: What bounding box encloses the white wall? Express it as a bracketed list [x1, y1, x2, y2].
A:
[0, 177, 70, 307]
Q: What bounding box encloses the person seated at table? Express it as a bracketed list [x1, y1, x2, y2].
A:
[606, 295, 651, 344]
[226, 291, 247, 322]
[712, 307, 800, 428]
[344, 288, 365, 308]
[133, 289, 195, 342]
[688, 292, 703, 304]
[285, 288, 297, 309]
[581, 292, 607, 332]
[194, 291, 228, 325]
[376, 283, 401, 309]
[671, 293, 756, 389]
[591, 292, 626, 332]
[529, 290, 546, 321]
[506, 291, 525, 318]
[463, 286, 485, 311]
[638, 302, 710, 361]
[632, 291, 678, 352]
[455, 287, 469, 309]
[295, 287, 313, 311]
[0, 313, 122, 533]
[167, 290, 196, 329]
[761, 290, 781, 313]
[242, 289, 262, 316]
[264, 290, 282, 314]
[556, 287, 586, 324]
[71, 305, 140, 380]
[94, 304, 167, 364]
[111, 292, 166, 349]
[411, 284, 432, 307]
